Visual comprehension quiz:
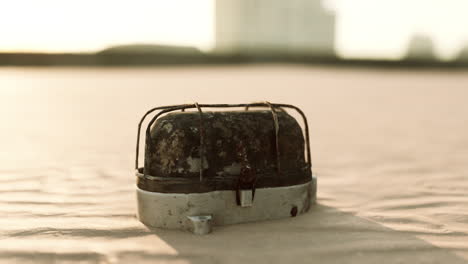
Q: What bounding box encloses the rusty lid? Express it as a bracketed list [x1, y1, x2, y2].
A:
[135, 103, 312, 193]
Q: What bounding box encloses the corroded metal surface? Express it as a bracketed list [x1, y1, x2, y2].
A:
[138, 109, 310, 193]
[135, 103, 312, 170]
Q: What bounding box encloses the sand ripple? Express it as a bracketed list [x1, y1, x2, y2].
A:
[1, 66, 468, 263]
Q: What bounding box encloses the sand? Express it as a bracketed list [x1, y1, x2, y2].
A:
[1, 65, 468, 263]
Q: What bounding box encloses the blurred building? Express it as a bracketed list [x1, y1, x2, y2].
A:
[215, 0, 335, 56]
[404, 35, 437, 61]
[456, 44, 468, 63]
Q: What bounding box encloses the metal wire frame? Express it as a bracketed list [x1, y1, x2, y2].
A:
[135, 103, 312, 180]
[245, 101, 281, 177]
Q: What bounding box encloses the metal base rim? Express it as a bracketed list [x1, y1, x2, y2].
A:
[136, 175, 317, 232]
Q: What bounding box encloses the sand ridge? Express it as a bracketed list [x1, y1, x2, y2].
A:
[1, 66, 468, 263]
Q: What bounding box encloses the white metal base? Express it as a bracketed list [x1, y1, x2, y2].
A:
[136, 176, 316, 233]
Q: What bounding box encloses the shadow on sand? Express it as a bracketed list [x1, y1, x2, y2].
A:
[125, 204, 468, 264]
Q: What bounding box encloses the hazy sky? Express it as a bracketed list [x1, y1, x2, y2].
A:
[333, 0, 468, 60]
[1, 0, 467, 60]
[0, 0, 213, 52]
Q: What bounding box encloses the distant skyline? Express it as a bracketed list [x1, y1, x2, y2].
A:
[215, 0, 335, 55]
[1, 0, 468, 60]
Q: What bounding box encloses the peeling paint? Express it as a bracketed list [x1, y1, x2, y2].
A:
[223, 162, 241, 175]
[186, 156, 209, 173]
[162, 123, 173, 133]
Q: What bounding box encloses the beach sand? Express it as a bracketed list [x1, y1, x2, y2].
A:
[1, 65, 468, 263]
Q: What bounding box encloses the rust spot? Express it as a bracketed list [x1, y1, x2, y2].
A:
[290, 206, 298, 217]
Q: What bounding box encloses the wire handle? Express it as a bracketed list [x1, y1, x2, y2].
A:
[245, 101, 281, 177]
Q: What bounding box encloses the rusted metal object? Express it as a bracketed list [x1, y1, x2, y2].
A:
[139, 109, 308, 193]
[135, 102, 316, 233]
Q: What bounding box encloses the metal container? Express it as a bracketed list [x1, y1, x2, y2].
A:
[135, 103, 316, 234]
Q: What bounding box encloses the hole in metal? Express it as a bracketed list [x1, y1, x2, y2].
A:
[290, 206, 298, 217]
